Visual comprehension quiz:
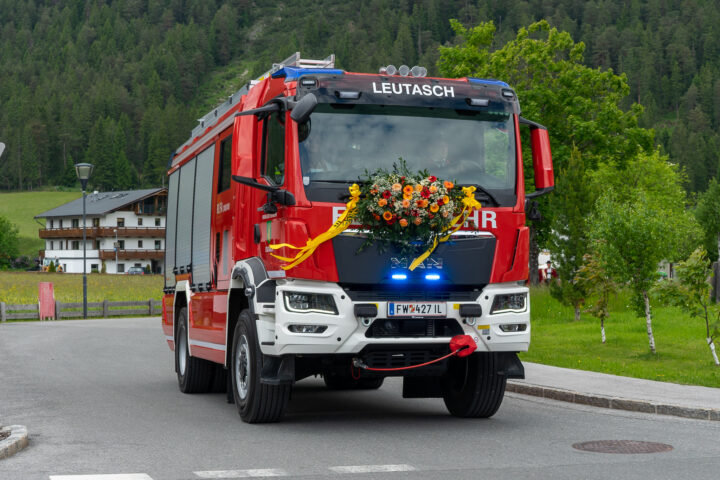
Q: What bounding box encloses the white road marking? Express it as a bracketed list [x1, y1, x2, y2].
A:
[194, 469, 288, 478]
[328, 464, 416, 474]
[49, 475, 153, 480]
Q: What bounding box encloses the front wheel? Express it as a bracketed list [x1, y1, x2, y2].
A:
[231, 309, 291, 423]
[443, 352, 507, 418]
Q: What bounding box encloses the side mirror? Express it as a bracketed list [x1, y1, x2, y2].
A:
[520, 117, 554, 199]
[290, 93, 318, 124]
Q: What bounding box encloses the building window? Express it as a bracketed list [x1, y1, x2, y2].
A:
[117, 263, 125, 273]
[72, 218, 79, 228]
[138, 240, 143, 248]
[117, 218, 125, 227]
[134, 263, 142, 268]
[59, 219, 63, 228]
[71, 240, 80, 250]
[93, 218, 100, 227]
[155, 240, 161, 250]
[91, 264, 99, 273]
[117, 240, 125, 250]
[50, 219, 54, 229]
[50, 241, 54, 250]
[138, 218, 143, 226]
[155, 217, 161, 227]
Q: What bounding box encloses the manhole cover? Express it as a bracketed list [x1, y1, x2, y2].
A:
[573, 440, 673, 454]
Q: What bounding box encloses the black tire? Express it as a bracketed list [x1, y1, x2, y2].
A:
[443, 352, 507, 418]
[176, 307, 214, 393]
[323, 373, 385, 390]
[231, 309, 291, 423]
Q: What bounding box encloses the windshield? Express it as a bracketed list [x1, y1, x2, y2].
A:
[299, 104, 516, 205]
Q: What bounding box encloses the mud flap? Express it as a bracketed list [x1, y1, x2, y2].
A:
[496, 352, 525, 379]
[260, 355, 295, 385]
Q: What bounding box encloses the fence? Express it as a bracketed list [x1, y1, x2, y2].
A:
[0, 299, 162, 321]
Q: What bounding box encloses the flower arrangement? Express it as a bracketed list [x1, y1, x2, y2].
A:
[354, 160, 478, 256]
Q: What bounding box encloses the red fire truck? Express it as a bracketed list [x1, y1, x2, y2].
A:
[161, 53, 554, 423]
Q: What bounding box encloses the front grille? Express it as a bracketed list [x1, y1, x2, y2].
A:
[342, 287, 481, 302]
[365, 318, 463, 338]
[363, 349, 448, 369]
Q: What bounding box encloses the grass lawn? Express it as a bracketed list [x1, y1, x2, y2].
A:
[0, 272, 164, 304]
[523, 286, 720, 388]
[0, 191, 82, 257]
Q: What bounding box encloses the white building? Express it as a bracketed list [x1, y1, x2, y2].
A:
[36, 188, 167, 274]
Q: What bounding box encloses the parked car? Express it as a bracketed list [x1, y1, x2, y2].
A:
[126, 266, 145, 275]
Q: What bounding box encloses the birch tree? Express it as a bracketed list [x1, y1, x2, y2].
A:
[654, 248, 720, 366]
[576, 253, 618, 344]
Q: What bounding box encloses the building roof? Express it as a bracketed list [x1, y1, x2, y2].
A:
[35, 188, 166, 218]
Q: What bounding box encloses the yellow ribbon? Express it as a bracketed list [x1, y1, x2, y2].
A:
[408, 186, 482, 271]
[269, 184, 361, 270]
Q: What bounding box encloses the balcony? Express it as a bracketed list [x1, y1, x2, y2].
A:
[99, 249, 165, 260]
[39, 226, 165, 239]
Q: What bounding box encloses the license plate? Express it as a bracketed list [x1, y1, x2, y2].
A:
[388, 302, 446, 317]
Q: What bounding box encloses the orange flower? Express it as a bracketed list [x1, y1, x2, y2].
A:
[443, 195, 450, 204]
[442, 210, 450, 218]
[421, 199, 429, 208]
[383, 211, 393, 221]
[415, 183, 423, 192]
[392, 183, 402, 192]
[399, 218, 408, 227]
[429, 185, 438, 193]
[402, 198, 411, 208]
[403, 185, 414, 195]
[373, 213, 381, 220]
[378, 198, 387, 207]
[370, 189, 378, 194]
[414, 217, 422, 225]
[430, 204, 440, 213]
[444, 181, 454, 189]
[403, 194, 412, 201]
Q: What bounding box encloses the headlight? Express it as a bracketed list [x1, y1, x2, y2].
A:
[283, 292, 338, 315]
[490, 293, 527, 314]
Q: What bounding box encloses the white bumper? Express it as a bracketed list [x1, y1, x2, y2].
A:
[256, 280, 530, 356]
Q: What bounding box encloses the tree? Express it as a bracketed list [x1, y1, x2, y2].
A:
[654, 248, 720, 366]
[0, 215, 20, 268]
[695, 177, 720, 262]
[437, 20, 653, 283]
[589, 190, 700, 354]
[547, 148, 595, 321]
[576, 253, 618, 344]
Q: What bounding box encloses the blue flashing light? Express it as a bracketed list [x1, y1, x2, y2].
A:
[425, 274, 441, 281]
[391, 273, 408, 281]
[272, 66, 345, 81]
[467, 77, 510, 88]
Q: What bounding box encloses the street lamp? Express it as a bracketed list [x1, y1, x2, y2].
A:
[75, 163, 93, 319]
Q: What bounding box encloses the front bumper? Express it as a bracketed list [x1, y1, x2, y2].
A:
[256, 280, 530, 356]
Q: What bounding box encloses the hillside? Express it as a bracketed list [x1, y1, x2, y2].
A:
[0, 0, 719, 195]
[0, 191, 82, 257]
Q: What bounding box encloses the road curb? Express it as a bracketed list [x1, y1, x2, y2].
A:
[0, 425, 28, 459]
[507, 382, 720, 422]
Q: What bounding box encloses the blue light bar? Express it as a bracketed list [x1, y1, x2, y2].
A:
[391, 273, 408, 280]
[467, 77, 510, 88]
[272, 66, 345, 81]
[425, 274, 441, 281]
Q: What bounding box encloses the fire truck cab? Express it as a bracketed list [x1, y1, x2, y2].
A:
[162, 53, 553, 423]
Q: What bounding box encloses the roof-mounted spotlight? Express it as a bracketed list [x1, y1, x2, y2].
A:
[385, 64, 397, 76]
[411, 66, 427, 77]
[398, 65, 410, 77]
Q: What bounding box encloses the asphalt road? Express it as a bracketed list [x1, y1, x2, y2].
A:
[2, 317, 720, 480]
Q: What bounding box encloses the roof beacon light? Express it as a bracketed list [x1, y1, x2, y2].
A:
[385, 64, 397, 76]
[425, 274, 440, 281]
[391, 273, 408, 280]
[399, 65, 410, 77]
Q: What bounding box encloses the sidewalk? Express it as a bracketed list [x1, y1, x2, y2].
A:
[508, 362, 720, 421]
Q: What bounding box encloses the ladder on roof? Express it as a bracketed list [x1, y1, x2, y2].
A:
[188, 52, 335, 142]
